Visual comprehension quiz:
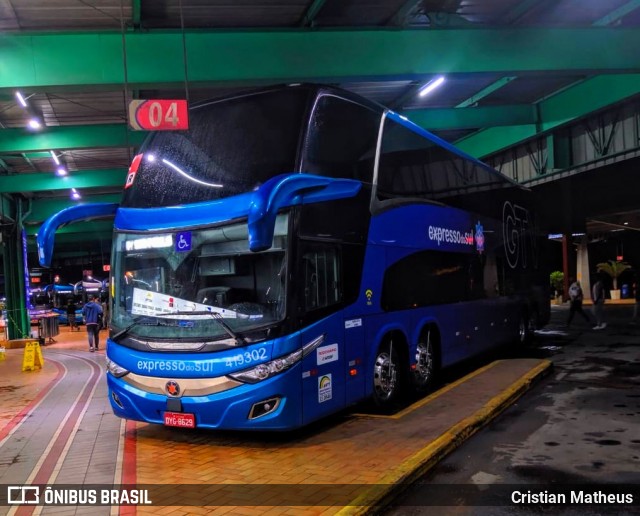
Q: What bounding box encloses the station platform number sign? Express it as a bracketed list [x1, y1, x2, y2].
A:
[129, 99, 189, 131]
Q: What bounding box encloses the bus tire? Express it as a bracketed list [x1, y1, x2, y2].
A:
[518, 310, 533, 346]
[372, 338, 404, 409]
[412, 326, 439, 394]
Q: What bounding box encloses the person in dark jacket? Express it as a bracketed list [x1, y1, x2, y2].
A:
[66, 300, 78, 331]
[82, 295, 103, 352]
[591, 274, 607, 330]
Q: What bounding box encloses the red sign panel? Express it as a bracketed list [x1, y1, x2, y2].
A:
[129, 99, 189, 131]
[103, 265, 111, 272]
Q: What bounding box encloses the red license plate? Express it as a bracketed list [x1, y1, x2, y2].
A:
[164, 411, 195, 428]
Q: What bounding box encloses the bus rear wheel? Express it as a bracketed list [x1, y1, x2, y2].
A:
[412, 328, 438, 393]
[372, 341, 402, 408]
[518, 310, 533, 346]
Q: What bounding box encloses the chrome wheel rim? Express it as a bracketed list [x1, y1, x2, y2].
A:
[414, 339, 434, 387]
[373, 351, 397, 401]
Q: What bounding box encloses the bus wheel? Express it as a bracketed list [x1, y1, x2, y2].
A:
[518, 311, 532, 345]
[412, 328, 438, 393]
[372, 340, 402, 407]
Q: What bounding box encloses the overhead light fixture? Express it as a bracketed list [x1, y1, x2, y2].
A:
[418, 76, 446, 97]
[624, 222, 629, 225]
[146, 154, 156, 163]
[15, 91, 28, 108]
[50, 151, 60, 165]
[71, 188, 81, 200]
[28, 118, 42, 130]
[56, 167, 67, 176]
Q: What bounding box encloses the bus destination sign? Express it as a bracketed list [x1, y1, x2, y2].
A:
[128, 99, 189, 131]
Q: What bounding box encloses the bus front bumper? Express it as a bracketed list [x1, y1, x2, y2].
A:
[106, 370, 302, 431]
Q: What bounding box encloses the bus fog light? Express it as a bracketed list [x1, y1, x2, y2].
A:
[248, 397, 281, 420]
[111, 391, 124, 408]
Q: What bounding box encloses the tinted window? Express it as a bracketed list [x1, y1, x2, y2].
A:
[382, 250, 486, 311]
[122, 88, 309, 208]
[301, 244, 341, 311]
[301, 94, 380, 183]
[377, 116, 512, 203]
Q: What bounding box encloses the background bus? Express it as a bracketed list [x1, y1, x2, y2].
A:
[38, 84, 549, 431]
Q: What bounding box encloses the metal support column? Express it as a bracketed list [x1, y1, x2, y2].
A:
[562, 234, 570, 302]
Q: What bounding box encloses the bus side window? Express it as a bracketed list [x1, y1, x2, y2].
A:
[301, 245, 341, 312]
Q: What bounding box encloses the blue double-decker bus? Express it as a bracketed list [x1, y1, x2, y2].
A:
[38, 84, 549, 430]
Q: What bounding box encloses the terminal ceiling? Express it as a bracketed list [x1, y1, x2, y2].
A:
[0, 0, 639, 258]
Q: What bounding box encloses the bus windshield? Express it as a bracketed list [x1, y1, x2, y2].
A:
[111, 214, 289, 344]
[121, 88, 309, 208]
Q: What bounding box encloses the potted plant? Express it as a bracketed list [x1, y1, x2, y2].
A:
[550, 271, 564, 304]
[596, 260, 632, 300]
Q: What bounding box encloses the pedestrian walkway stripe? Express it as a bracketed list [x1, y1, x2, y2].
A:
[0, 358, 66, 447]
[11, 354, 102, 516]
[119, 420, 138, 516]
[48, 355, 104, 484]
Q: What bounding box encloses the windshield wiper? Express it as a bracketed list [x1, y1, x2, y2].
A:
[164, 310, 246, 345]
[110, 315, 181, 343]
[111, 311, 246, 345]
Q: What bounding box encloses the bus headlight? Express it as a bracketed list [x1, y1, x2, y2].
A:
[228, 334, 325, 384]
[106, 357, 129, 378]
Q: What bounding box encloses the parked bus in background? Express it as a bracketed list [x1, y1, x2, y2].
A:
[38, 84, 549, 431]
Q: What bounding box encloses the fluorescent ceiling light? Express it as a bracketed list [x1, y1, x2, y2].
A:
[71, 188, 81, 200]
[418, 76, 446, 97]
[50, 151, 60, 165]
[56, 167, 67, 176]
[15, 92, 28, 108]
[28, 119, 41, 130]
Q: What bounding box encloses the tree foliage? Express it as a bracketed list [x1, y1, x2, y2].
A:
[596, 260, 632, 290]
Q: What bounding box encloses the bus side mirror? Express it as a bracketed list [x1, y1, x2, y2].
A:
[247, 174, 361, 252]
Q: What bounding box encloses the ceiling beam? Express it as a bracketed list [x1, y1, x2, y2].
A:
[0, 168, 127, 193]
[593, 0, 640, 26]
[25, 193, 121, 223]
[387, 0, 422, 26]
[401, 104, 534, 130]
[455, 76, 517, 108]
[1, 29, 639, 92]
[0, 124, 146, 153]
[299, 0, 327, 27]
[456, 74, 640, 157]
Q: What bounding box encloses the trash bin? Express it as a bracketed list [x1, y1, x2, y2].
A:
[621, 284, 630, 299]
[39, 315, 60, 343]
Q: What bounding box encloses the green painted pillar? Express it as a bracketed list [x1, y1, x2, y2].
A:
[2, 229, 31, 339]
[1, 198, 31, 340]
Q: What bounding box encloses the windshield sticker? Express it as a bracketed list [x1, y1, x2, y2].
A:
[175, 231, 192, 253]
[131, 288, 236, 318]
[317, 344, 339, 365]
[318, 374, 332, 403]
[345, 318, 362, 329]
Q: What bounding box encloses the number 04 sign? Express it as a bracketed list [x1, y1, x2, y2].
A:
[128, 99, 189, 131]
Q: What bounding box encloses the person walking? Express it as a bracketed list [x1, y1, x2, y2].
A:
[592, 274, 607, 330]
[66, 300, 78, 331]
[566, 278, 590, 327]
[632, 281, 640, 325]
[82, 295, 103, 352]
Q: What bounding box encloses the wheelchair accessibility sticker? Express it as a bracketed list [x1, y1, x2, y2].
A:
[176, 232, 191, 252]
